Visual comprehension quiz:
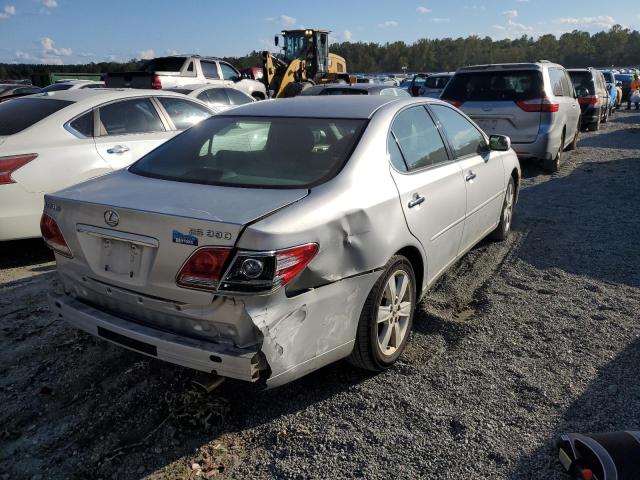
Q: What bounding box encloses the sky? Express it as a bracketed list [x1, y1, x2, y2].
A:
[0, 0, 637, 65]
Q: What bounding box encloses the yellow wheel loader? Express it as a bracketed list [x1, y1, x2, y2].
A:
[262, 29, 353, 98]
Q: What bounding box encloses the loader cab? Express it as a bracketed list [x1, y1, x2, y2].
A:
[278, 29, 330, 77]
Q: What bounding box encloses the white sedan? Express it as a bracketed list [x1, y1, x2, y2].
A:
[166, 84, 255, 112]
[0, 89, 215, 241]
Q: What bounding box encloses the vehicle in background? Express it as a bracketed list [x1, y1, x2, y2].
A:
[441, 61, 580, 172]
[419, 72, 454, 98]
[166, 84, 255, 111]
[0, 89, 215, 241]
[0, 84, 42, 102]
[240, 67, 264, 82]
[298, 84, 410, 97]
[44, 96, 520, 388]
[615, 73, 634, 102]
[407, 73, 430, 97]
[41, 80, 105, 92]
[355, 77, 375, 84]
[568, 68, 610, 131]
[599, 70, 621, 113]
[104, 55, 267, 100]
[31, 72, 103, 88]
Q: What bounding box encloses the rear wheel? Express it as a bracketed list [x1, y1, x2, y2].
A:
[587, 114, 600, 132]
[602, 106, 609, 123]
[348, 256, 416, 371]
[543, 132, 563, 172]
[490, 177, 515, 241]
[566, 126, 579, 151]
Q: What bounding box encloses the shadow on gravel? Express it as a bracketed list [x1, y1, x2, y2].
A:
[509, 338, 640, 479]
[515, 155, 640, 288]
[577, 123, 640, 150]
[0, 238, 53, 269]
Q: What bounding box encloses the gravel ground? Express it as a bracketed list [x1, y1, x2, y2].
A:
[1, 110, 639, 479]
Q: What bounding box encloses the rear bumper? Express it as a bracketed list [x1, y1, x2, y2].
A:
[48, 293, 264, 382]
[511, 130, 560, 161]
[580, 105, 602, 127]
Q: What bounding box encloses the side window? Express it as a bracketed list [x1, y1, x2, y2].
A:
[204, 88, 230, 105]
[390, 106, 449, 171]
[220, 62, 240, 81]
[201, 61, 220, 80]
[69, 111, 94, 137]
[549, 68, 565, 97]
[186, 61, 194, 73]
[99, 98, 165, 136]
[562, 72, 575, 98]
[225, 88, 253, 105]
[387, 132, 407, 171]
[157, 97, 212, 130]
[430, 104, 485, 158]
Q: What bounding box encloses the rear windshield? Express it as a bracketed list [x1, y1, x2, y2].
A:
[41, 83, 74, 92]
[601, 71, 615, 83]
[319, 88, 368, 95]
[129, 116, 367, 188]
[568, 71, 595, 97]
[142, 57, 186, 73]
[425, 76, 451, 89]
[441, 70, 543, 102]
[0, 98, 72, 135]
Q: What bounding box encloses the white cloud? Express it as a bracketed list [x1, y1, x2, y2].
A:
[42, 0, 57, 7]
[266, 14, 296, 27]
[41, 37, 72, 56]
[377, 20, 399, 28]
[137, 48, 155, 60]
[503, 9, 518, 19]
[555, 16, 616, 29]
[166, 48, 179, 55]
[465, 4, 486, 10]
[343, 29, 353, 41]
[0, 4, 16, 19]
[416, 6, 431, 14]
[492, 25, 506, 31]
[15, 50, 35, 61]
[517, 0, 529, 2]
[432, 17, 451, 23]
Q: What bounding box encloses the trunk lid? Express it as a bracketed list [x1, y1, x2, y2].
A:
[461, 101, 541, 143]
[48, 169, 308, 302]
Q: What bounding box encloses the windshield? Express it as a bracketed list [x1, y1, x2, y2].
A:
[142, 57, 186, 72]
[130, 116, 367, 188]
[568, 71, 595, 97]
[283, 34, 310, 62]
[442, 70, 543, 102]
[0, 98, 72, 135]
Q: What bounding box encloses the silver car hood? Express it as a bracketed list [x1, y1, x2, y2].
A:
[53, 169, 308, 225]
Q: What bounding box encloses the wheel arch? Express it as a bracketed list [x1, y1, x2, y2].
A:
[395, 245, 425, 299]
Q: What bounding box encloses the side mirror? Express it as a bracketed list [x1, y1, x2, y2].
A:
[489, 134, 511, 152]
[274, 36, 279, 47]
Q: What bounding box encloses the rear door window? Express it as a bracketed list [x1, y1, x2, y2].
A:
[69, 111, 94, 137]
[390, 106, 449, 171]
[562, 72, 575, 97]
[99, 98, 165, 136]
[0, 98, 72, 135]
[225, 88, 253, 105]
[201, 61, 220, 80]
[549, 68, 565, 97]
[157, 97, 212, 130]
[430, 104, 485, 158]
[442, 70, 542, 102]
[200, 88, 229, 105]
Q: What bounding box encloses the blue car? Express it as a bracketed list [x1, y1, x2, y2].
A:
[600, 70, 619, 113]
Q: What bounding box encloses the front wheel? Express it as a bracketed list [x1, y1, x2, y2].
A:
[490, 177, 515, 241]
[348, 256, 416, 371]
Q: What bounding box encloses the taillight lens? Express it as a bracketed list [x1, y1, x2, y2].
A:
[274, 244, 318, 286]
[444, 99, 463, 108]
[40, 213, 72, 257]
[0, 153, 37, 185]
[516, 98, 559, 112]
[151, 75, 162, 90]
[176, 247, 233, 291]
[578, 96, 599, 105]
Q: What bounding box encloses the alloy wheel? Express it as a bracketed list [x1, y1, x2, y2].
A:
[377, 271, 412, 356]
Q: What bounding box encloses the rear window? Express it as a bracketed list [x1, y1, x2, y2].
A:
[601, 72, 615, 83]
[0, 98, 72, 135]
[130, 116, 367, 188]
[425, 76, 451, 89]
[41, 83, 74, 92]
[442, 70, 543, 102]
[319, 88, 368, 96]
[142, 57, 186, 72]
[568, 71, 595, 97]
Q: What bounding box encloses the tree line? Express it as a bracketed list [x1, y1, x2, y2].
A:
[1, 25, 638, 80]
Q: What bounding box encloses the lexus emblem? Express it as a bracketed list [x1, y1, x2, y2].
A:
[104, 210, 120, 227]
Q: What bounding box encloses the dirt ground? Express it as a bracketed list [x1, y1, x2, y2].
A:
[1, 110, 639, 480]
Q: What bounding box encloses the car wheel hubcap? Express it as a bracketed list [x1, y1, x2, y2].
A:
[377, 270, 412, 356]
[503, 182, 514, 231]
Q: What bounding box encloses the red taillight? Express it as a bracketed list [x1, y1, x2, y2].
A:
[176, 247, 233, 291]
[151, 75, 162, 90]
[578, 96, 599, 105]
[40, 213, 72, 257]
[444, 99, 463, 108]
[516, 98, 559, 113]
[274, 244, 319, 287]
[0, 153, 37, 185]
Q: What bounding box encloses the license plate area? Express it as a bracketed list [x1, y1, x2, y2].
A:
[476, 119, 498, 131]
[102, 238, 144, 279]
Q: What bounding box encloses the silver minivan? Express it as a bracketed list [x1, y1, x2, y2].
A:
[440, 61, 581, 172]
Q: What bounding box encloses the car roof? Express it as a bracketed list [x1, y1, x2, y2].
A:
[166, 84, 231, 93]
[25, 88, 197, 108]
[457, 62, 562, 72]
[219, 96, 402, 119]
[314, 84, 397, 93]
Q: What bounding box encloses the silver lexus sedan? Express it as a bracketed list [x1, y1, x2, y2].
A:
[43, 96, 520, 388]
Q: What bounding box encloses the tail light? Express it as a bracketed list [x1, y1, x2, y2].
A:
[0, 153, 37, 185]
[578, 96, 599, 105]
[151, 75, 162, 90]
[40, 213, 72, 257]
[444, 99, 463, 108]
[176, 243, 319, 294]
[516, 97, 559, 112]
[176, 247, 233, 290]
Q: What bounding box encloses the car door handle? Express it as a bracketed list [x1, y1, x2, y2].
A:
[408, 194, 425, 208]
[466, 171, 477, 182]
[106, 145, 130, 154]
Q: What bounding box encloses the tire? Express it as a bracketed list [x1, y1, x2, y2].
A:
[348, 255, 416, 372]
[587, 114, 600, 132]
[602, 106, 609, 123]
[542, 132, 563, 172]
[566, 127, 579, 151]
[490, 177, 515, 241]
[281, 81, 313, 98]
